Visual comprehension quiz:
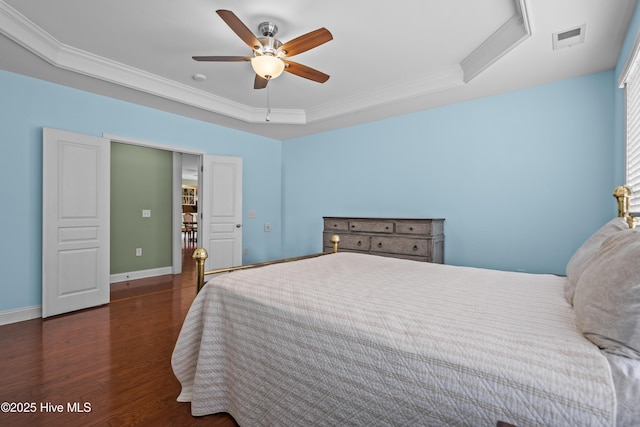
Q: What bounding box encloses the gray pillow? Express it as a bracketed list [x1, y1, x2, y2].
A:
[573, 229, 640, 359]
[564, 218, 628, 305]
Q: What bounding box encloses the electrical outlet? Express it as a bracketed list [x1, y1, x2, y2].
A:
[264, 223, 271, 232]
[243, 248, 248, 255]
[136, 248, 142, 257]
[142, 209, 151, 218]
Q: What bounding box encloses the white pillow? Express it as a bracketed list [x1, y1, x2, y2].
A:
[564, 218, 628, 305]
[573, 229, 640, 359]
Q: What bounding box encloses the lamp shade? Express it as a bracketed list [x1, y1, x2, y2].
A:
[251, 55, 285, 80]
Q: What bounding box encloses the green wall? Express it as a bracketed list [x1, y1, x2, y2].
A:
[110, 143, 173, 274]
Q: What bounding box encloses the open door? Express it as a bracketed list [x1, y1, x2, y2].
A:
[200, 155, 243, 271]
[42, 128, 110, 318]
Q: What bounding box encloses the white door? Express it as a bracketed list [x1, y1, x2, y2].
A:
[200, 155, 242, 271]
[42, 128, 110, 318]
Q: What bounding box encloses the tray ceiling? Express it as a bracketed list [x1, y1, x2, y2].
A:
[0, 0, 636, 140]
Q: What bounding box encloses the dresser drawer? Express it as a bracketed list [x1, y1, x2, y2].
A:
[349, 221, 394, 233]
[395, 222, 433, 235]
[371, 236, 431, 257]
[323, 232, 371, 252]
[324, 218, 350, 231]
[340, 234, 371, 251]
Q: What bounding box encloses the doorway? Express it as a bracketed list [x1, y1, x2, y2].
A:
[109, 150, 201, 301]
[106, 142, 204, 280]
[180, 153, 200, 270]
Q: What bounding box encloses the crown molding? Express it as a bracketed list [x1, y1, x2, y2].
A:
[461, 0, 531, 83]
[307, 66, 465, 123]
[0, 0, 530, 126]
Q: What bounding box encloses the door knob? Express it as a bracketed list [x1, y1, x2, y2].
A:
[236, 224, 242, 228]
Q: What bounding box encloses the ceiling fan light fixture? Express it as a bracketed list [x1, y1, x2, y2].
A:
[251, 55, 285, 80]
[195, 10, 332, 89]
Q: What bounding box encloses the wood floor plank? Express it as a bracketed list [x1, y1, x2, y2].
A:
[0, 244, 238, 426]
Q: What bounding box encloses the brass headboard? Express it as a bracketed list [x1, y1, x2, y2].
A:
[613, 185, 638, 229]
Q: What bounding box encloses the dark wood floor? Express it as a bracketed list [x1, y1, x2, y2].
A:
[0, 239, 238, 426]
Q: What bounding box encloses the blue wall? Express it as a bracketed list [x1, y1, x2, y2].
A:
[282, 71, 616, 275]
[0, 70, 282, 312]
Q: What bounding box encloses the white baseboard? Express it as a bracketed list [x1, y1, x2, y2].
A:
[110, 266, 173, 283]
[0, 305, 42, 326]
[0, 268, 173, 326]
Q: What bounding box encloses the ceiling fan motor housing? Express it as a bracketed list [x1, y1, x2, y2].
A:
[258, 37, 283, 56]
[257, 22, 283, 56]
[258, 22, 278, 37]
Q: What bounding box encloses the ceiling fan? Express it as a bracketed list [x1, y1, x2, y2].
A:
[193, 10, 333, 89]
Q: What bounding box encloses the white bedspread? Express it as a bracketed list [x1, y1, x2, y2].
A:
[172, 252, 616, 426]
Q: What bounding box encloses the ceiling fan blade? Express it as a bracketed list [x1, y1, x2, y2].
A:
[216, 9, 262, 51]
[280, 28, 333, 57]
[254, 75, 269, 89]
[192, 56, 251, 62]
[283, 60, 330, 83]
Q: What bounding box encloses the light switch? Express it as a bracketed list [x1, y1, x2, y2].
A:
[142, 209, 151, 218]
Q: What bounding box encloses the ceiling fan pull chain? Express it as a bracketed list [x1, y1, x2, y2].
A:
[266, 84, 271, 122]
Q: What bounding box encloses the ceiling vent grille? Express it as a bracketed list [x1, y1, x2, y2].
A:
[553, 24, 586, 50]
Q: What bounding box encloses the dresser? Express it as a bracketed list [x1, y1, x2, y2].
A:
[323, 217, 445, 263]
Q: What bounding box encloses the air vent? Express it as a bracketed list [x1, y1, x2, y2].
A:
[553, 24, 586, 50]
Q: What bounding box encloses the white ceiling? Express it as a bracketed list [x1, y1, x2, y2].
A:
[0, 0, 636, 141]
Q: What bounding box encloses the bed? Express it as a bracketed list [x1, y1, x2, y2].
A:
[172, 187, 640, 426]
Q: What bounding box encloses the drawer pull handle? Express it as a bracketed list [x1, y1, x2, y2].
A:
[413, 245, 418, 251]
[385, 226, 389, 229]
[378, 242, 383, 248]
[333, 224, 338, 227]
[351, 225, 355, 228]
[357, 241, 362, 246]
[409, 227, 414, 231]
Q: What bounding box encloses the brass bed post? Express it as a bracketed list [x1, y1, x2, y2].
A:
[613, 185, 637, 228]
[331, 234, 340, 253]
[193, 248, 208, 293]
